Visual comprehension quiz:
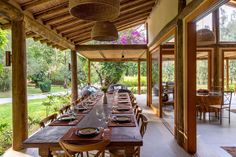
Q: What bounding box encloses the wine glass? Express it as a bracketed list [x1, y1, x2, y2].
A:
[96, 107, 105, 122]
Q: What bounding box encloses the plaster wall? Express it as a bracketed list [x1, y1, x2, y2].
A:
[147, 0, 178, 44]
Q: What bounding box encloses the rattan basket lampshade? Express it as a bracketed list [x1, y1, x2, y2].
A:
[69, 0, 120, 21]
[91, 21, 118, 41]
[197, 29, 216, 45]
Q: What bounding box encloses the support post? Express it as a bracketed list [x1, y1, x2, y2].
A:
[185, 21, 197, 154]
[138, 60, 141, 95]
[208, 51, 212, 90]
[71, 50, 78, 102]
[12, 19, 28, 150]
[226, 58, 229, 90]
[212, 9, 223, 90]
[146, 50, 151, 106]
[175, 19, 184, 147]
[158, 46, 163, 118]
[88, 60, 91, 85]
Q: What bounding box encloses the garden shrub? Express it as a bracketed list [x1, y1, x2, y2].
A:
[0, 69, 11, 92]
[0, 122, 12, 155]
[39, 79, 52, 93]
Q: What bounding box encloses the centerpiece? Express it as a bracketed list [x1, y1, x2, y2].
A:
[101, 86, 108, 104]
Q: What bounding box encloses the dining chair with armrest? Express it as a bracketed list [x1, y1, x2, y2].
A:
[209, 91, 232, 124]
[59, 139, 110, 157]
[110, 113, 148, 157]
[59, 104, 71, 115]
[39, 113, 57, 128]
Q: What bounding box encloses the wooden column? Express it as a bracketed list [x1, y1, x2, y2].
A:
[146, 50, 151, 106]
[138, 60, 141, 95]
[208, 51, 212, 90]
[158, 46, 163, 118]
[185, 22, 197, 154]
[12, 19, 28, 150]
[88, 60, 91, 85]
[212, 9, 223, 90]
[71, 50, 78, 102]
[175, 19, 184, 146]
[226, 58, 229, 90]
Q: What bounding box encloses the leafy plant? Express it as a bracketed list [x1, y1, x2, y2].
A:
[39, 79, 52, 93]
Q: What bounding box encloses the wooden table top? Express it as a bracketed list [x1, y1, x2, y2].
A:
[23, 93, 143, 148]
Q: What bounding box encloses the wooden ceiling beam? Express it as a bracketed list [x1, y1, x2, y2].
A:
[65, 27, 92, 38]
[22, 0, 51, 11]
[73, 34, 91, 42]
[35, 7, 68, 20]
[121, 1, 155, 15]
[99, 51, 107, 59]
[33, 2, 68, 16]
[76, 44, 147, 51]
[44, 14, 72, 26]
[90, 58, 146, 62]
[61, 22, 94, 36]
[24, 16, 75, 50]
[59, 7, 151, 35]
[52, 0, 154, 31]
[0, 0, 23, 21]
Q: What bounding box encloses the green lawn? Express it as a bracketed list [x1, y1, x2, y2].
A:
[0, 85, 68, 98]
[0, 98, 47, 128]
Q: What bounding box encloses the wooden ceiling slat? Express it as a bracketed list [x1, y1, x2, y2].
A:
[22, 0, 52, 11]
[33, 2, 68, 16]
[44, 14, 72, 25]
[61, 22, 94, 36]
[51, 0, 155, 30]
[35, 7, 68, 20]
[70, 15, 148, 42]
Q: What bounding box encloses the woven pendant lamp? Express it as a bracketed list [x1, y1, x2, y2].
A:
[197, 29, 216, 45]
[91, 21, 118, 41]
[69, 0, 120, 21]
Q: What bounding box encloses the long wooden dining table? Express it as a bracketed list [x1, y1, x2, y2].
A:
[23, 92, 143, 157]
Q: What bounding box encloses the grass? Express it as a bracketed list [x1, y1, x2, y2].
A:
[0, 85, 68, 98]
[0, 98, 47, 128]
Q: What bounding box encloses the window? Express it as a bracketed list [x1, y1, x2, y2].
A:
[220, 5, 236, 42]
[196, 13, 213, 31]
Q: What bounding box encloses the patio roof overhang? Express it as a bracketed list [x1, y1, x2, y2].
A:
[0, 0, 157, 51]
[77, 44, 147, 62]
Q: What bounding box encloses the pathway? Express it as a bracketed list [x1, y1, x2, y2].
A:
[0, 91, 72, 105]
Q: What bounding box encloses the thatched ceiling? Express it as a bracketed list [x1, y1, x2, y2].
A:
[0, 0, 157, 50]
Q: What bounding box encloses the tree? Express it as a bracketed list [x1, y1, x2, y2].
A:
[92, 62, 126, 87]
[0, 29, 8, 75]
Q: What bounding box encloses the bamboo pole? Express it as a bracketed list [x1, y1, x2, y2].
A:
[71, 50, 78, 102]
[12, 19, 28, 150]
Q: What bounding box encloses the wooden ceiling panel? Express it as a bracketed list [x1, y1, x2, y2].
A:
[2, 0, 157, 50]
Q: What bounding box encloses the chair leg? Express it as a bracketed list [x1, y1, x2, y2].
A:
[220, 109, 222, 124]
[229, 108, 231, 124]
[209, 112, 210, 122]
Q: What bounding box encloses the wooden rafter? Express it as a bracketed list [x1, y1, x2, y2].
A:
[22, 0, 51, 11]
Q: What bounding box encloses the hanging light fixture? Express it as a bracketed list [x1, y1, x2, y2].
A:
[91, 21, 118, 41]
[69, 0, 120, 21]
[197, 29, 216, 45]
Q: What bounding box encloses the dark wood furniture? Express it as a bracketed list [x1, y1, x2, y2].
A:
[23, 93, 143, 157]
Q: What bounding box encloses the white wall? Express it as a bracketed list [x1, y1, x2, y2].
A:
[147, 0, 178, 44]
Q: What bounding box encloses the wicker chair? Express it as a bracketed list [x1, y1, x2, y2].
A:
[59, 104, 71, 115]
